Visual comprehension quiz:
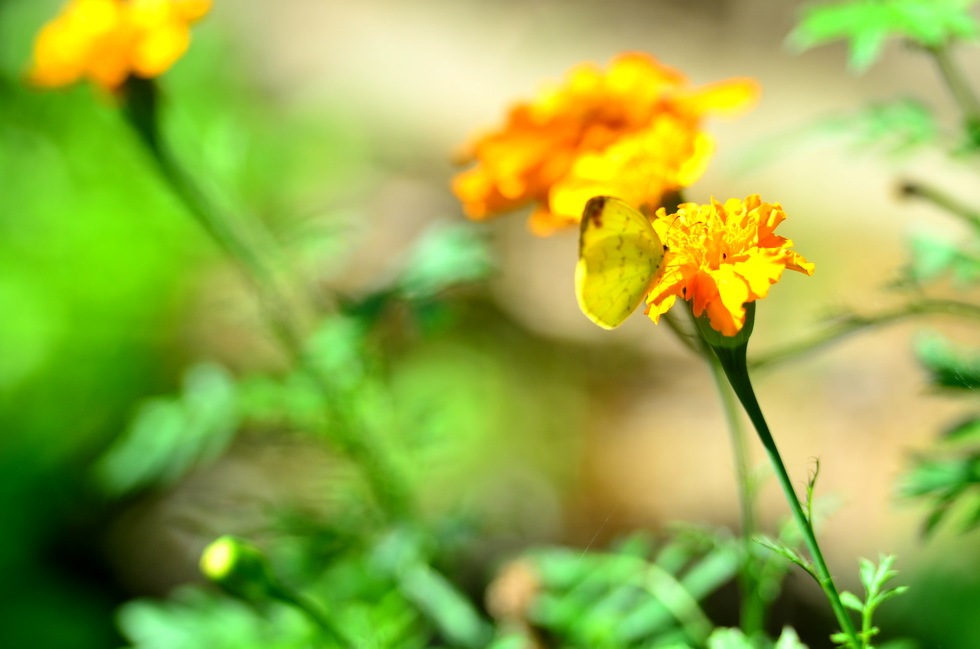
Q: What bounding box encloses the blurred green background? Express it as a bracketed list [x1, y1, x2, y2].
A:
[2, 1, 979, 647]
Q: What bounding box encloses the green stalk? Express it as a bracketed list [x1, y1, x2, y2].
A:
[678, 307, 765, 635]
[900, 180, 980, 235]
[707, 357, 764, 636]
[750, 298, 980, 371]
[120, 77, 412, 520]
[698, 306, 861, 649]
[273, 588, 350, 648]
[926, 44, 980, 142]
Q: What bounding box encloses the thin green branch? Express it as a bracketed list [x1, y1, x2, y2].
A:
[750, 299, 980, 371]
[121, 77, 413, 520]
[926, 44, 980, 135]
[901, 180, 980, 234]
[274, 588, 350, 648]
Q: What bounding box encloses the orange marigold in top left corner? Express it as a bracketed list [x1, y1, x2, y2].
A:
[29, 0, 212, 91]
[453, 53, 759, 236]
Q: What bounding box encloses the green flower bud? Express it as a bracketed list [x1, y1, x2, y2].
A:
[200, 535, 285, 602]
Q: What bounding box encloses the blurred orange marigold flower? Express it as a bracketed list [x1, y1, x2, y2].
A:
[453, 53, 759, 235]
[29, 0, 211, 90]
[648, 195, 814, 336]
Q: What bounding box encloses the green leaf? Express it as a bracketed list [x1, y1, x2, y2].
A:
[754, 535, 816, 579]
[901, 456, 978, 497]
[398, 563, 493, 649]
[789, 0, 980, 72]
[707, 628, 755, 649]
[840, 590, 865, 612]
[94, 363, 239, 495]
[774, 626, 810, 649]
[907, 231, 980, 285]
[396, 222, 493, 300]
[805, 459, 821, 524]
[915, 332, 980, 390]
[942, 415, 980, 442]
[923, 498, 956, 536]
[117, 587, 317, 649]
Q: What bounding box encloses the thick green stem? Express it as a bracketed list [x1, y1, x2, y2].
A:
[120, 77, 412, 520]
[711, 339, 860, 649]
[677, 306, 766, 635]
[707, 357, 764, 636]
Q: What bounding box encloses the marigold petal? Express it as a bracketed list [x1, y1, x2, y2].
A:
[731, 250, 786, 300]
[131, 21, 189, 76]
[645, 294, 677, 324]
[452, 53, 761, 234]
[706, 266, 750, 336]
[29, 0, 208, 89]
[675, 133, 714, 187]
[683, 78, 761, 117]
[644, 195, 812, 336]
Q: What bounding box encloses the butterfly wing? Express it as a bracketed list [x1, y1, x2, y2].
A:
[575, 196, 666, 329]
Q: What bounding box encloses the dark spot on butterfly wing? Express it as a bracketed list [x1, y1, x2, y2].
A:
[582, 196, 608, 231]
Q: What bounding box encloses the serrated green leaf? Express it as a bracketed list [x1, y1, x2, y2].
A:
[840, 590, 865, 612]
[396, 222, 493, 300]
[754, 535, 816, 578]
[789, 0, 980, 71]
[942, 415, 980, 442]
[900, 456, 977, 497]
[923, 499, 955, 537]
[915, 332, 980, 390]
[874, 585, 910, 605]
[94, 363, 239, 495]
[959, 493, 980, 532]
[907, 231, 980, 285]
[858, 557, 877, 589]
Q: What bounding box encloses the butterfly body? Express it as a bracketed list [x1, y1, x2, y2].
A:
[575, 196, 667, 329]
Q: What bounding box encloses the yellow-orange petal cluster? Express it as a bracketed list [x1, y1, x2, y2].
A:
[29, 0, 211, 91]
[452, 52, 759, 235]
[646, 195, 814, 336]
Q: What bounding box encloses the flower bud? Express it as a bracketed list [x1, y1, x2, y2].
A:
[199, 535, 285, 602]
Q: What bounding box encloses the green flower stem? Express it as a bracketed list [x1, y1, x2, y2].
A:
[749, 298, 980, 371]
[680, 307, 765, 635]
[703, 312, 860, 649]
[707, 357, 764, 636]
[120, 77, 412, 520]
[900, 180, 980, 234]
[273, 587, 350, 648]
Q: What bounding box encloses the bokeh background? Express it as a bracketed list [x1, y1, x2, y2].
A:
[1, 0, 979, 647]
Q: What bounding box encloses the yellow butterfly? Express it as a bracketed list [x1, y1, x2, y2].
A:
[575, 196, 667, 329]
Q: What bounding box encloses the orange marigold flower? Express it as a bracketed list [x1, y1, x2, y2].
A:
[647, 195, 814, 336]
[29, 0, 211, 91]
[453, 52, 759, 235]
